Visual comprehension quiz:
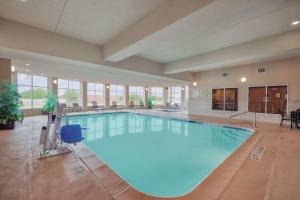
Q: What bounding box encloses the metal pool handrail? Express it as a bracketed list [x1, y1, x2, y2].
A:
[228, 111, 257, 128]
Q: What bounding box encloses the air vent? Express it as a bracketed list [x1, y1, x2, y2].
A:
[222, 72, 228, 77]
[257, 67, 266, 74]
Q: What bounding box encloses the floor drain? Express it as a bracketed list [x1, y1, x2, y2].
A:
[250, 146, 266, 161]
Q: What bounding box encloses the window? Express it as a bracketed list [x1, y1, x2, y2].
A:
[168, 87, 181, 105]
[212, 88, 238, 111]
[129, 86, 144, 105]
[17, 73, 48, 109]
[87, 82, 104, 106]
[225, 88, 238, 111]
[248, 86, 287, 114]
[58, 79, 81, 106]
[110, 85, 125, 105]
[149, 87, 164, 105]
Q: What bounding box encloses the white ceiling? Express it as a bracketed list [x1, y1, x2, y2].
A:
[138, 0, 300, 63]
[0, 0, 167, 45]
[0, 0, 300, 73]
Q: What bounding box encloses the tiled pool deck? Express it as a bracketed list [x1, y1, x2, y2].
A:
[1, 110, 300, 200]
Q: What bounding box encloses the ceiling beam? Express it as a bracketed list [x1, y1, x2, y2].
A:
[163, 29, 300, 73]
[0, 17, 103, 64]
[103, 0, 216, 62]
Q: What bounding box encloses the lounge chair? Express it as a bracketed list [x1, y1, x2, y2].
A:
[91, 101, 105, 112]
[59, 103, 71, 113]
[165, 102, 171, 109]
[128, 100, 135, 109]
[174, 103, 181, 110]
[291, 109, 300, 130]
[111, 101, 124, 111]
[72, 103, 82, 112]
[280, 101, 290, 127]
[138, 100, 145, 109]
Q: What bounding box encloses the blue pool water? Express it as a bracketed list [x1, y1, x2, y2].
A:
[67, 112, 252, 197]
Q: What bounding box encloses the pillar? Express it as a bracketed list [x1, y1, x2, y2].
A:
[125, 85, 129, 107]
[82, 81, 88, 111]
[164, 87, 169, 106]
[181, 86, 186, 110]
[0, 58, 12, 83]
[105, 84, 110, 108]
[145, 87, 149, 107]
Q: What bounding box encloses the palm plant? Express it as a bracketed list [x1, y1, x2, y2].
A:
[42, 91, 57, 114]
[42, 91, 57, 122]
[0, 81, 24, 129]
[147, 96, 154, 109]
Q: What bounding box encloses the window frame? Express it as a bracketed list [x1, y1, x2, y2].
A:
[109, 84, 125, 105]
[128, 86, 145, 105]
[212, 88, 238, 111]
[149, 87, 164, 105]
[58, 79, 81, 107]
[17, 72, 48, 109]
[87, 82, 105, 106]
[168, 86, 182, 105]
[248, 85, 288, 114]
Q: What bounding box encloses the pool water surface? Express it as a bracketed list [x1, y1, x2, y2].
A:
[68, 112, 252, 197]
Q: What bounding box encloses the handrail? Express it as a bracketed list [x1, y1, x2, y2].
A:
[228, 111, 257, 128]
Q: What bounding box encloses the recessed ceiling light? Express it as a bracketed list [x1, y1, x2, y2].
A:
[291, 20, 299, 26]
[18, 0, 28, 2]
[25, 63, 30, 66]
[26, 69, 30, 72]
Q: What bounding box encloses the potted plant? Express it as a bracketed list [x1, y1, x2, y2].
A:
[147, 96, 154, 109]
[42, 91, 57, 122]
[0, 81, 24, 130]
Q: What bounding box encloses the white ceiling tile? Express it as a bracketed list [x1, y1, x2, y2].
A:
[0, 0, 65, 31]
[56, 0, 166, 44]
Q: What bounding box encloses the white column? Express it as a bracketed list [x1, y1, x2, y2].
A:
[105, 84, 110, 108]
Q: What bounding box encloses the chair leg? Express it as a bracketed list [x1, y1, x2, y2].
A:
[280, 119, 283, 127]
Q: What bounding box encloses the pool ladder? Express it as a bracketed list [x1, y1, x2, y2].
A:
[228, 111, 257, 128]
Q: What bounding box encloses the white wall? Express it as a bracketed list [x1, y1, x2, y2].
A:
[188, 57, 300, 123]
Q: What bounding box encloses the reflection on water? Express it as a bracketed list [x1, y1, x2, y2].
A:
[68, 113, 250, 146]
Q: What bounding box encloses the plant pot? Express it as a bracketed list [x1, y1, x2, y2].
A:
[51, 114, 56, 123]
[0, 121, 15, 130]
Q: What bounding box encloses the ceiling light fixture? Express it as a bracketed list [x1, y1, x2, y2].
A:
[291, 20, 299, 26]
[18, 0, 28, 2]
[25, 63, 30, 67]
[26, 69, 30, 72]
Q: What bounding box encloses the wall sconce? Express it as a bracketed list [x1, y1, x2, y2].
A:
[106, 85, 110, 89]
[241, 77, 247, 83]
[145, 87, 148, 91]
[193, 82, 197, 86]
[53, 79, 57, 84]
[181, 87, 184, 91]
[11, 66, 15, 73]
